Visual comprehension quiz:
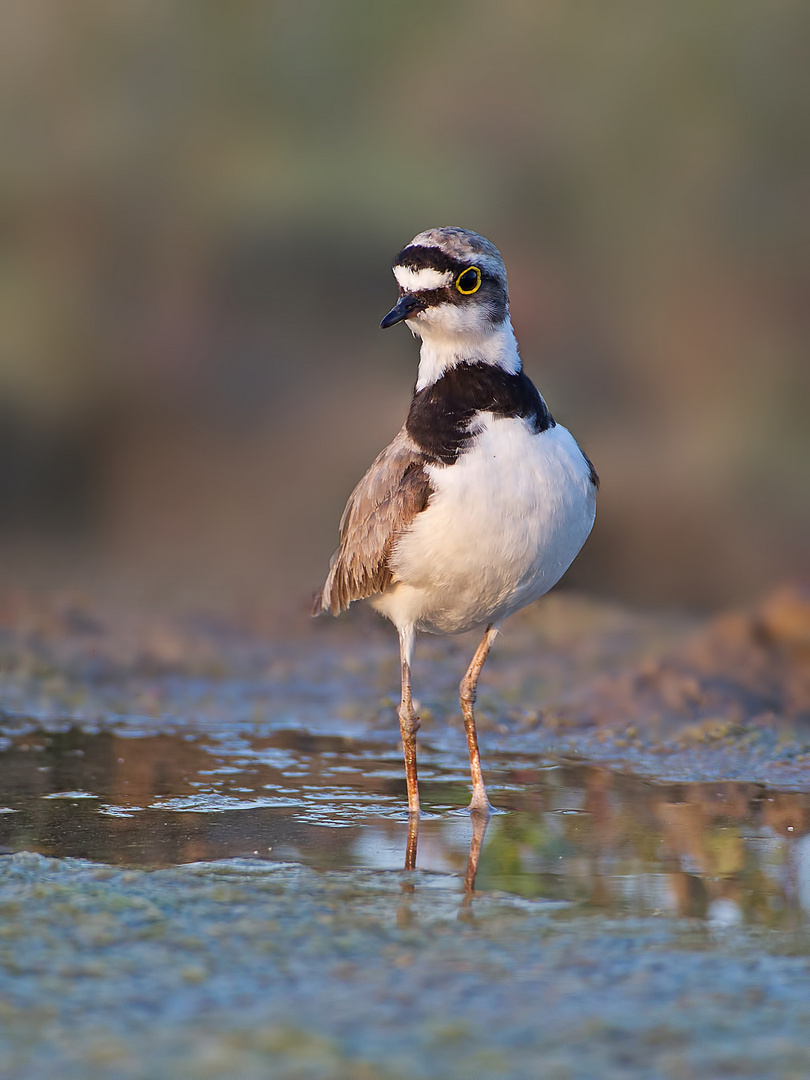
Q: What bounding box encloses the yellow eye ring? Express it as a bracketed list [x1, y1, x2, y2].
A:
[456, 266, 482, 295]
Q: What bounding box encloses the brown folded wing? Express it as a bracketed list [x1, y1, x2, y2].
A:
[313, 429, 432, 615]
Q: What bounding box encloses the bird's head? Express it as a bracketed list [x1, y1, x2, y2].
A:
[380, 227, 509, 340]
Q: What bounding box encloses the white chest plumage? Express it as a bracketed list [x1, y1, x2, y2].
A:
[371, 413, 596, 635]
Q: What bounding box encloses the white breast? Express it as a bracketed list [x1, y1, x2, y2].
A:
[371, 415, 597, 635]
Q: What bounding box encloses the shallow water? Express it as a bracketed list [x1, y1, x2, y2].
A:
[1, 596, 810, 1079]
[1, 726, 807, 930]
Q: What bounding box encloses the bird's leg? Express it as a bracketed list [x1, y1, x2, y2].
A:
[459, 623, 500, 815]
[397, 626, 421, 816]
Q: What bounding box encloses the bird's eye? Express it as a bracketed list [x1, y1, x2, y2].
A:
[456, 266, 482, 295]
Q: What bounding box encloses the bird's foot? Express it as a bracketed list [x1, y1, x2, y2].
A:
[466, 790, 495, 817]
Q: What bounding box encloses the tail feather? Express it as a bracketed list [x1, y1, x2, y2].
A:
[311, 589, 326, 617]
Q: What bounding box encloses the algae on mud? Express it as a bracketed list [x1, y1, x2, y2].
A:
[1, 852, 810, 1080]
[0, 586, 808, 1078]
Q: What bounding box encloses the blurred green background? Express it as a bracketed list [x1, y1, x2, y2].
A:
[0, 0, 807, 611]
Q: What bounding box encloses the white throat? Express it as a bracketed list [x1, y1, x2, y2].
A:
[413, 317, 521, 392]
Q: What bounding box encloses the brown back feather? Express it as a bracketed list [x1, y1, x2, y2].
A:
[313, 429, 432, 616]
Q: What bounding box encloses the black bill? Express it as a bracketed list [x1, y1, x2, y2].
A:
[380, 294, 424, 329]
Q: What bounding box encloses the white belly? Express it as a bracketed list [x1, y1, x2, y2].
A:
[371, 414, 597, 635]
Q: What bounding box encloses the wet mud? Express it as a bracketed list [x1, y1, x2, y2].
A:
[0, 585, 808, 1077]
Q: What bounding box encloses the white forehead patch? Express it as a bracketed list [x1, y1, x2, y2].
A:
[393, 265, 454, 292]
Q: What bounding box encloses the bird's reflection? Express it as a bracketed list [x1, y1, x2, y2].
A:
[464, 812, 490, 892]
[403, 811, 491, 892]
[4, 727, 810, 930]
[404, 814, 419, 872]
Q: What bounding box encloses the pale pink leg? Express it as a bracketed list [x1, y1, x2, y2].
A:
[459, 623, 500, 815]
[397, 626, 420, 816]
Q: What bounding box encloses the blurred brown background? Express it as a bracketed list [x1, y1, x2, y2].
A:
[0, 1, 807, 612]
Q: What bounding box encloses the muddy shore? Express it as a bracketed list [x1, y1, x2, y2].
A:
[0, 585, 808, 1078]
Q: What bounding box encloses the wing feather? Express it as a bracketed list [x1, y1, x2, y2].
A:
[313, 428, 432, 615]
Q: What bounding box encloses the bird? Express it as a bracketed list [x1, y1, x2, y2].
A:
[313, 227, 598, 818]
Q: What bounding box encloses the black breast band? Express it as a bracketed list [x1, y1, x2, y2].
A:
[406, 362, 555, 466]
